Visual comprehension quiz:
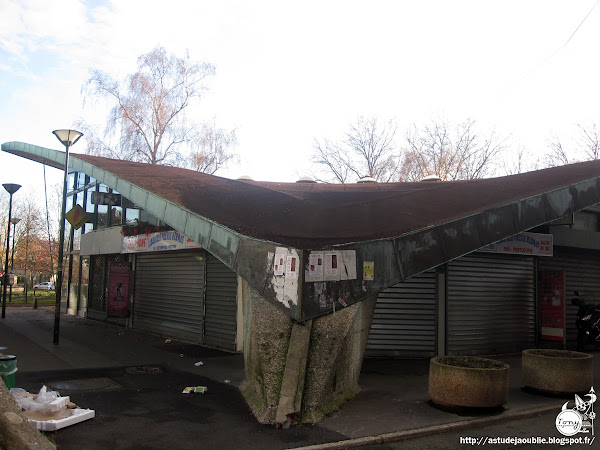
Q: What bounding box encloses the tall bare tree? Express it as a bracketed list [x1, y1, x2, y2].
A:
[78, 47, 219, 166]
[545, 122, 600, 167]
[312, 116, 399, 183]
[183, 119, 238, 174]
[401, 118, 504, 181]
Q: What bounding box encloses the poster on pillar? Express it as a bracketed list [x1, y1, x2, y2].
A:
[539, 270, 565, 342]
[108, 262, 131, 317]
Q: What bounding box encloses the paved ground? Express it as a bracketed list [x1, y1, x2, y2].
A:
[1, 305, 599, 449]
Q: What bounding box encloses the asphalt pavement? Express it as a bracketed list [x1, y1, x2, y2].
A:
[1, 305, 599, 449]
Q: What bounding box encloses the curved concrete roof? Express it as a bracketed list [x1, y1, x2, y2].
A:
[4, 140, 600, 250]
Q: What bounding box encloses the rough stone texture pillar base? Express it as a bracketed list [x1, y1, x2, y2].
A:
[301, 294, 377, 422]
[240, 286, 377, 424]
[240, 287, 294, 424]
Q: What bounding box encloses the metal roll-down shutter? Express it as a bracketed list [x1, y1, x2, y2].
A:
[366, 270, 437, 358]
[133, 250, 205, 343]
[203, 255, 238, 351]
[446, 253, 536, 356]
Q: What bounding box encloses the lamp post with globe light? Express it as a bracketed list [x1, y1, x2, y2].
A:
[8, 217, 20, 303]
[2, 183, 21, 318]
[52, 129, 83, 344]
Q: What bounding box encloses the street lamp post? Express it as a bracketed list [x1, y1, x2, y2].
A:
[9, 217, 21, 303]
[2, 183, 21, 318]
[52, 129, 83, 345]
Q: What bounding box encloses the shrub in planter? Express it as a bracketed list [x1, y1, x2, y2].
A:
[428, 356, 510, 408]
[522, 349, 593, 394]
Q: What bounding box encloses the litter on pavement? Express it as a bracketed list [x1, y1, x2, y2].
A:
[10, 385, 95, 431]
[182, 386, 207, 394]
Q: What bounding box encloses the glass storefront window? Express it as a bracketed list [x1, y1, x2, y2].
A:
[110, 206, 123, 226]
[68, 172, 75, 192]
[73, 228, 81, 251]
[77, 173, 86, 189]
[97, 204, 108, 228]
[139, 210, 159, 226]
[76, 192, 84, 208]
[86, 189, 95, 213]
[125, 208, 140, 225]
[84, 223, 94, 234]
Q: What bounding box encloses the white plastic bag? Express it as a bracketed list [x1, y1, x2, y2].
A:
[12, 385, 63, 414]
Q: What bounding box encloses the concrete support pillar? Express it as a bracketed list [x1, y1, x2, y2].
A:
[240, 286, 377, 424]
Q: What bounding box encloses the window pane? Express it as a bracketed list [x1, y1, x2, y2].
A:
[125, 208, 140, 225]
[110, 206, 123, 226]
[77, 173, 86, 189]
[97, 205, 108, 228]
[76, 192, 84, 207]
[86, 189, 95, 213]
[73, 228, 81, 251]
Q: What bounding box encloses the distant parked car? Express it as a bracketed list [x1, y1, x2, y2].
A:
[33, 282, 55, 290]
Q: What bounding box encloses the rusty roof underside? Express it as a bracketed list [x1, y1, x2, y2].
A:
[69, 154, 600, 249]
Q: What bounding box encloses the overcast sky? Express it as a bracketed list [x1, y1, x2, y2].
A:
[1, 0, 600, 205]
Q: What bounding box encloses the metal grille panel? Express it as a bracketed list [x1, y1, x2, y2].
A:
[447, 253, 536, 356]
[366, 270, 437, 358]
[87, 255, 107, 319]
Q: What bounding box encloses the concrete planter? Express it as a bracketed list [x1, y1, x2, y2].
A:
[522, 349, 593, 394]
[428, 356, 509, 408]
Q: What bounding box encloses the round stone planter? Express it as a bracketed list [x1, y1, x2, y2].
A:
[428, 356, 510, 408]
[522, 349, 593, 394]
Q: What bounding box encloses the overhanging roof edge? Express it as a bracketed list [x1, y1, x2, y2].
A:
[2, 141, 65, 170]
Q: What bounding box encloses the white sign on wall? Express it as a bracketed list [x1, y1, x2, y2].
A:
[479, 232, 553, 257]
[122, 230, 201, 253]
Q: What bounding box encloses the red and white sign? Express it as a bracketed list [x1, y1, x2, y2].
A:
[540, 270, 565, 341]
[479, 232, 553, 256]
[122, 230, 201, 253]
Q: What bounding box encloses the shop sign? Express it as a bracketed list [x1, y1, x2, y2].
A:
[91, 192, 121, 206]
[539, 270, 565, 341]
[479, 232, 553, 256]
[108, 262, 130, 317]
[65, 205, 89, 230]
[122, 230, 201, 253]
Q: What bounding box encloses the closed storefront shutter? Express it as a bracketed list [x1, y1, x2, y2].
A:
[538, 247, 600, 348]
[204, 255, 237, 351]
[133, 250, 205, 343]
[447, 253, 536, 356]
[366, 270, 437, 358]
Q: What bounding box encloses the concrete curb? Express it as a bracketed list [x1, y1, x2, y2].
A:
[290, 405, 558, 449]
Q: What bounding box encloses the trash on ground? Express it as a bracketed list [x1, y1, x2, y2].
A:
[182, 386, 207, 394]
[224, 379, 231, 384]
[194, 361, 204, 366]
[10, 385, 95, 430]
[164, 339, 171, 344]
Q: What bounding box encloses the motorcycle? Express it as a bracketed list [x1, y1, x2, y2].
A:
[571, 291, 600, 351]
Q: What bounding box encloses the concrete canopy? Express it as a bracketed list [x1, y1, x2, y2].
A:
[4, 140, 600, 320]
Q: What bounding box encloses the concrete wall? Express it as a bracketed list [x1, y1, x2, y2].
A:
[240, 286, 377, 424]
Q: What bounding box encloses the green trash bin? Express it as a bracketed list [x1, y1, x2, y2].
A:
[0, 355, 17, 389]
